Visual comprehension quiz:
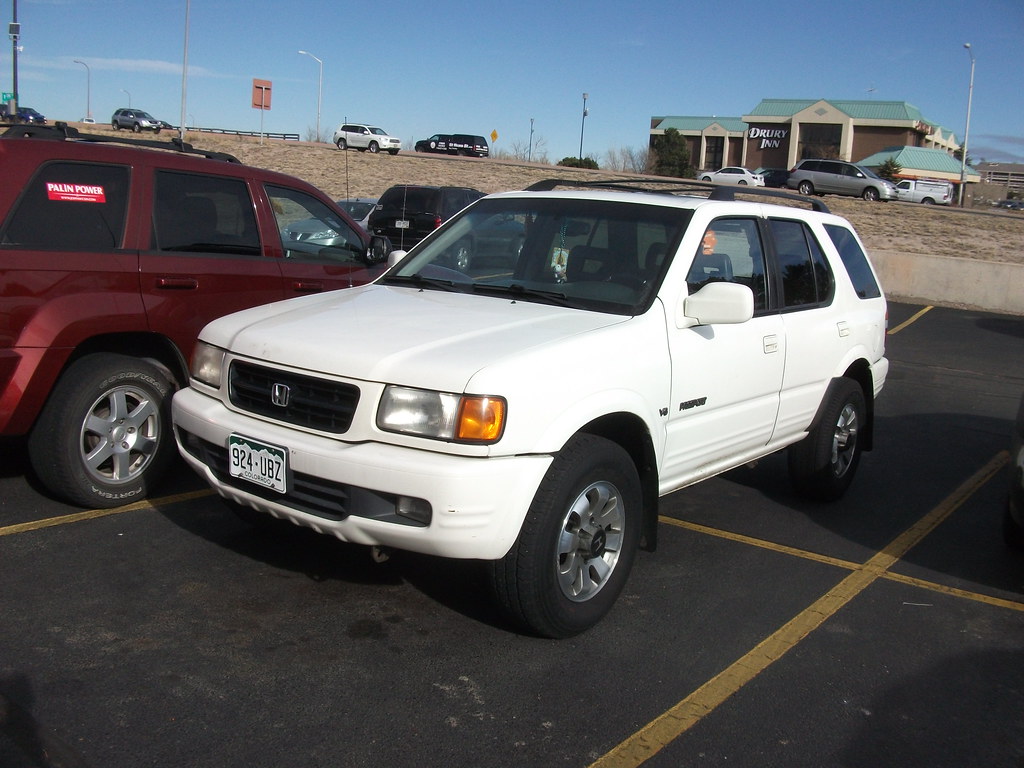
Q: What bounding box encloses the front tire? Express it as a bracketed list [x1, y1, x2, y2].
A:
[367, 141, 380, 154]
[490, 435, 641, 638]
[862, 187, 880, 201]
[788, 378, 866, 501]
[28, 354, 176, 508]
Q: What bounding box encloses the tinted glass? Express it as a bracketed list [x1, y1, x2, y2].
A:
[1, 161, 129, 250]
[152, 171, 260, 255]
[770, 218, 833, 308]
[824, 224, 882, 299]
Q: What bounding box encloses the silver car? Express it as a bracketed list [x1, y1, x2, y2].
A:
[787, 159, 896, 201]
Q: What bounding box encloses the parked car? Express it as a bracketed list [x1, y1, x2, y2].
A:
[111, 108, 163, 133]
[0, 123, 390, 508]
[699, 167, 765, 186]
[368, 185, 485, 251]
[332, 123, 401, 154]
[1007, 391, 1024, 550]
[758, 168, 791, 188]
[338, 197, 377, 231]
[787, 159, 896, 201]
[1, 105, 46, 123]
[173, 178, 888, 638]
[414, 133, 489, 158]
[894, 178, 952, 205]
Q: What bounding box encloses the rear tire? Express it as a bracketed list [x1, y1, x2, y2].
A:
[1005, 500, 1024, 551]
[28, 354, 175, 508]
[798, 180, 815, 196]
[336, 138, 347, 150]
[490, 435, 641, 638]
[788, 378, 866, 501]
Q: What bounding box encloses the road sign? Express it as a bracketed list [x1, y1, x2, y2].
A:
[2, 92, 12, 103]
[252, 79, 272, 110]
[490, 129, 498, 143]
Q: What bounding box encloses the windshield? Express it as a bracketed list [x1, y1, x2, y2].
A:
[369, 127, 388, 136]
[382, 196, 691, 315]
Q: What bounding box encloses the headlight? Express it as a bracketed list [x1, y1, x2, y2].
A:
[190, 342, 226, 388]
[377, 386, 506, 443]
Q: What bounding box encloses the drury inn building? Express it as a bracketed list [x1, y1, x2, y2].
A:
[651, 98, 979, 186]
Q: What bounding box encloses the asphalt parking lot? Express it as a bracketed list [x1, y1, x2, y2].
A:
[1, 301, 1022, 768]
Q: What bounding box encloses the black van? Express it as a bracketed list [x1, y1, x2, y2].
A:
[414, 133, 489, 158]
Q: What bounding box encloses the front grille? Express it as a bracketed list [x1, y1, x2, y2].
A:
[229, 360, 359, 434]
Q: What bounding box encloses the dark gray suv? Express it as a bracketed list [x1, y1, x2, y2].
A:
[111, 108, 163, 133]
[787, 159, 896, 201]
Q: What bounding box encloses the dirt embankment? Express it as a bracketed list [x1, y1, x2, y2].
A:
[98, 127, 1024, 266]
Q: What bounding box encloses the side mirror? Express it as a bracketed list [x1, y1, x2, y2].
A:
[365, 234, 392, 264]
[387, 249, 408, 268]
[677, 282, 754, 328]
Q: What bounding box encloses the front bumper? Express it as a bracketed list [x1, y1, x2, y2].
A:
[172, 387, 552, 560]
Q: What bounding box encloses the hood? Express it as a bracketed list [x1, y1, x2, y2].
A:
[202, 285, 629, 391]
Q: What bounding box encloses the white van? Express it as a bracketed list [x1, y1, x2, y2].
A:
[894, 179, 953, 205]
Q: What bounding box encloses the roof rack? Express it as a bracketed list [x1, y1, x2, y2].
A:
[523, 177, 831, 214]
[0, 122, 242, 163]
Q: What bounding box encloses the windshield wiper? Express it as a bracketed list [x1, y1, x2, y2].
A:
[472, 282, 573, 306]
[383, 272, 465, 292]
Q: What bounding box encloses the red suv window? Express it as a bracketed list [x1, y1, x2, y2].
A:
[1, 161, 129, 250]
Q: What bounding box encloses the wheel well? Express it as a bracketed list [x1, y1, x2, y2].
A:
[64, 333, 189, 389]
[579, 412, 660, 552]
[842, 359, 875, 451]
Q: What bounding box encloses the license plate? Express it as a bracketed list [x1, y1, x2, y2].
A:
[228, 434, 287, 493]
[395, 219, 410, 229]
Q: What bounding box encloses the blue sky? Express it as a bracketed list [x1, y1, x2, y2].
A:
[5, 0, 1023, 164]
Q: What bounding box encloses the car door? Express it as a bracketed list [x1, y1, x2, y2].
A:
[765, 216, 842, 439]
[264, 183, 384, 292]
[140, 168, 286, 354]
[660, 215, 785, 490]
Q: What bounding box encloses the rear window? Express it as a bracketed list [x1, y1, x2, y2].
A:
[824, 224, 882, 299]
[379, 187, 437, 213]
[0, 161, 129, 250]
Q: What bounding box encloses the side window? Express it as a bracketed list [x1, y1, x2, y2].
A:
[267, 184, 365, 264]
[686, 218, 768, 312]
[769, 218, 834, 308]
[1, 161, 129, 250]
[824, 224, 882, 299]
[820, 161, 843, 176]
[152, 170, 261, 255]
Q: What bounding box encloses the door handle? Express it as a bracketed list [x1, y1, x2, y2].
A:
[155, 277, 199, 289]
[292, 281, 324, 293]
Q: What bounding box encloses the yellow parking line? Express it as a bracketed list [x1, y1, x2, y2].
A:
[0, 488, 215, 538]
[888, 305, 933, 334]
[591, 451, 1008, 768]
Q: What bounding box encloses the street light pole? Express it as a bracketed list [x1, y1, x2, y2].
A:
[958, 43, 975, 207]
[578, 92, 589, 163]
[298, 50, 323, 142]
[120, 88, 131, 108]
[73, 59, 90, 120]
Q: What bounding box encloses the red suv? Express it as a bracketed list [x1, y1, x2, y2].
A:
[0, 124, 390, 508]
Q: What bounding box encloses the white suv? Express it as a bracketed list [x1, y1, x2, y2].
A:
[331, 123, 401, 154]
[173, 180, 888, 638]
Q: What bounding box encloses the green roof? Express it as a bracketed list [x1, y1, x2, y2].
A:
[746, 98, 929, 122]
[857, 146, 977, 176]
[652, 115, 748, 133]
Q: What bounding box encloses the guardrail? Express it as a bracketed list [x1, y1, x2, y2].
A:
[184, 126, 300, 141]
